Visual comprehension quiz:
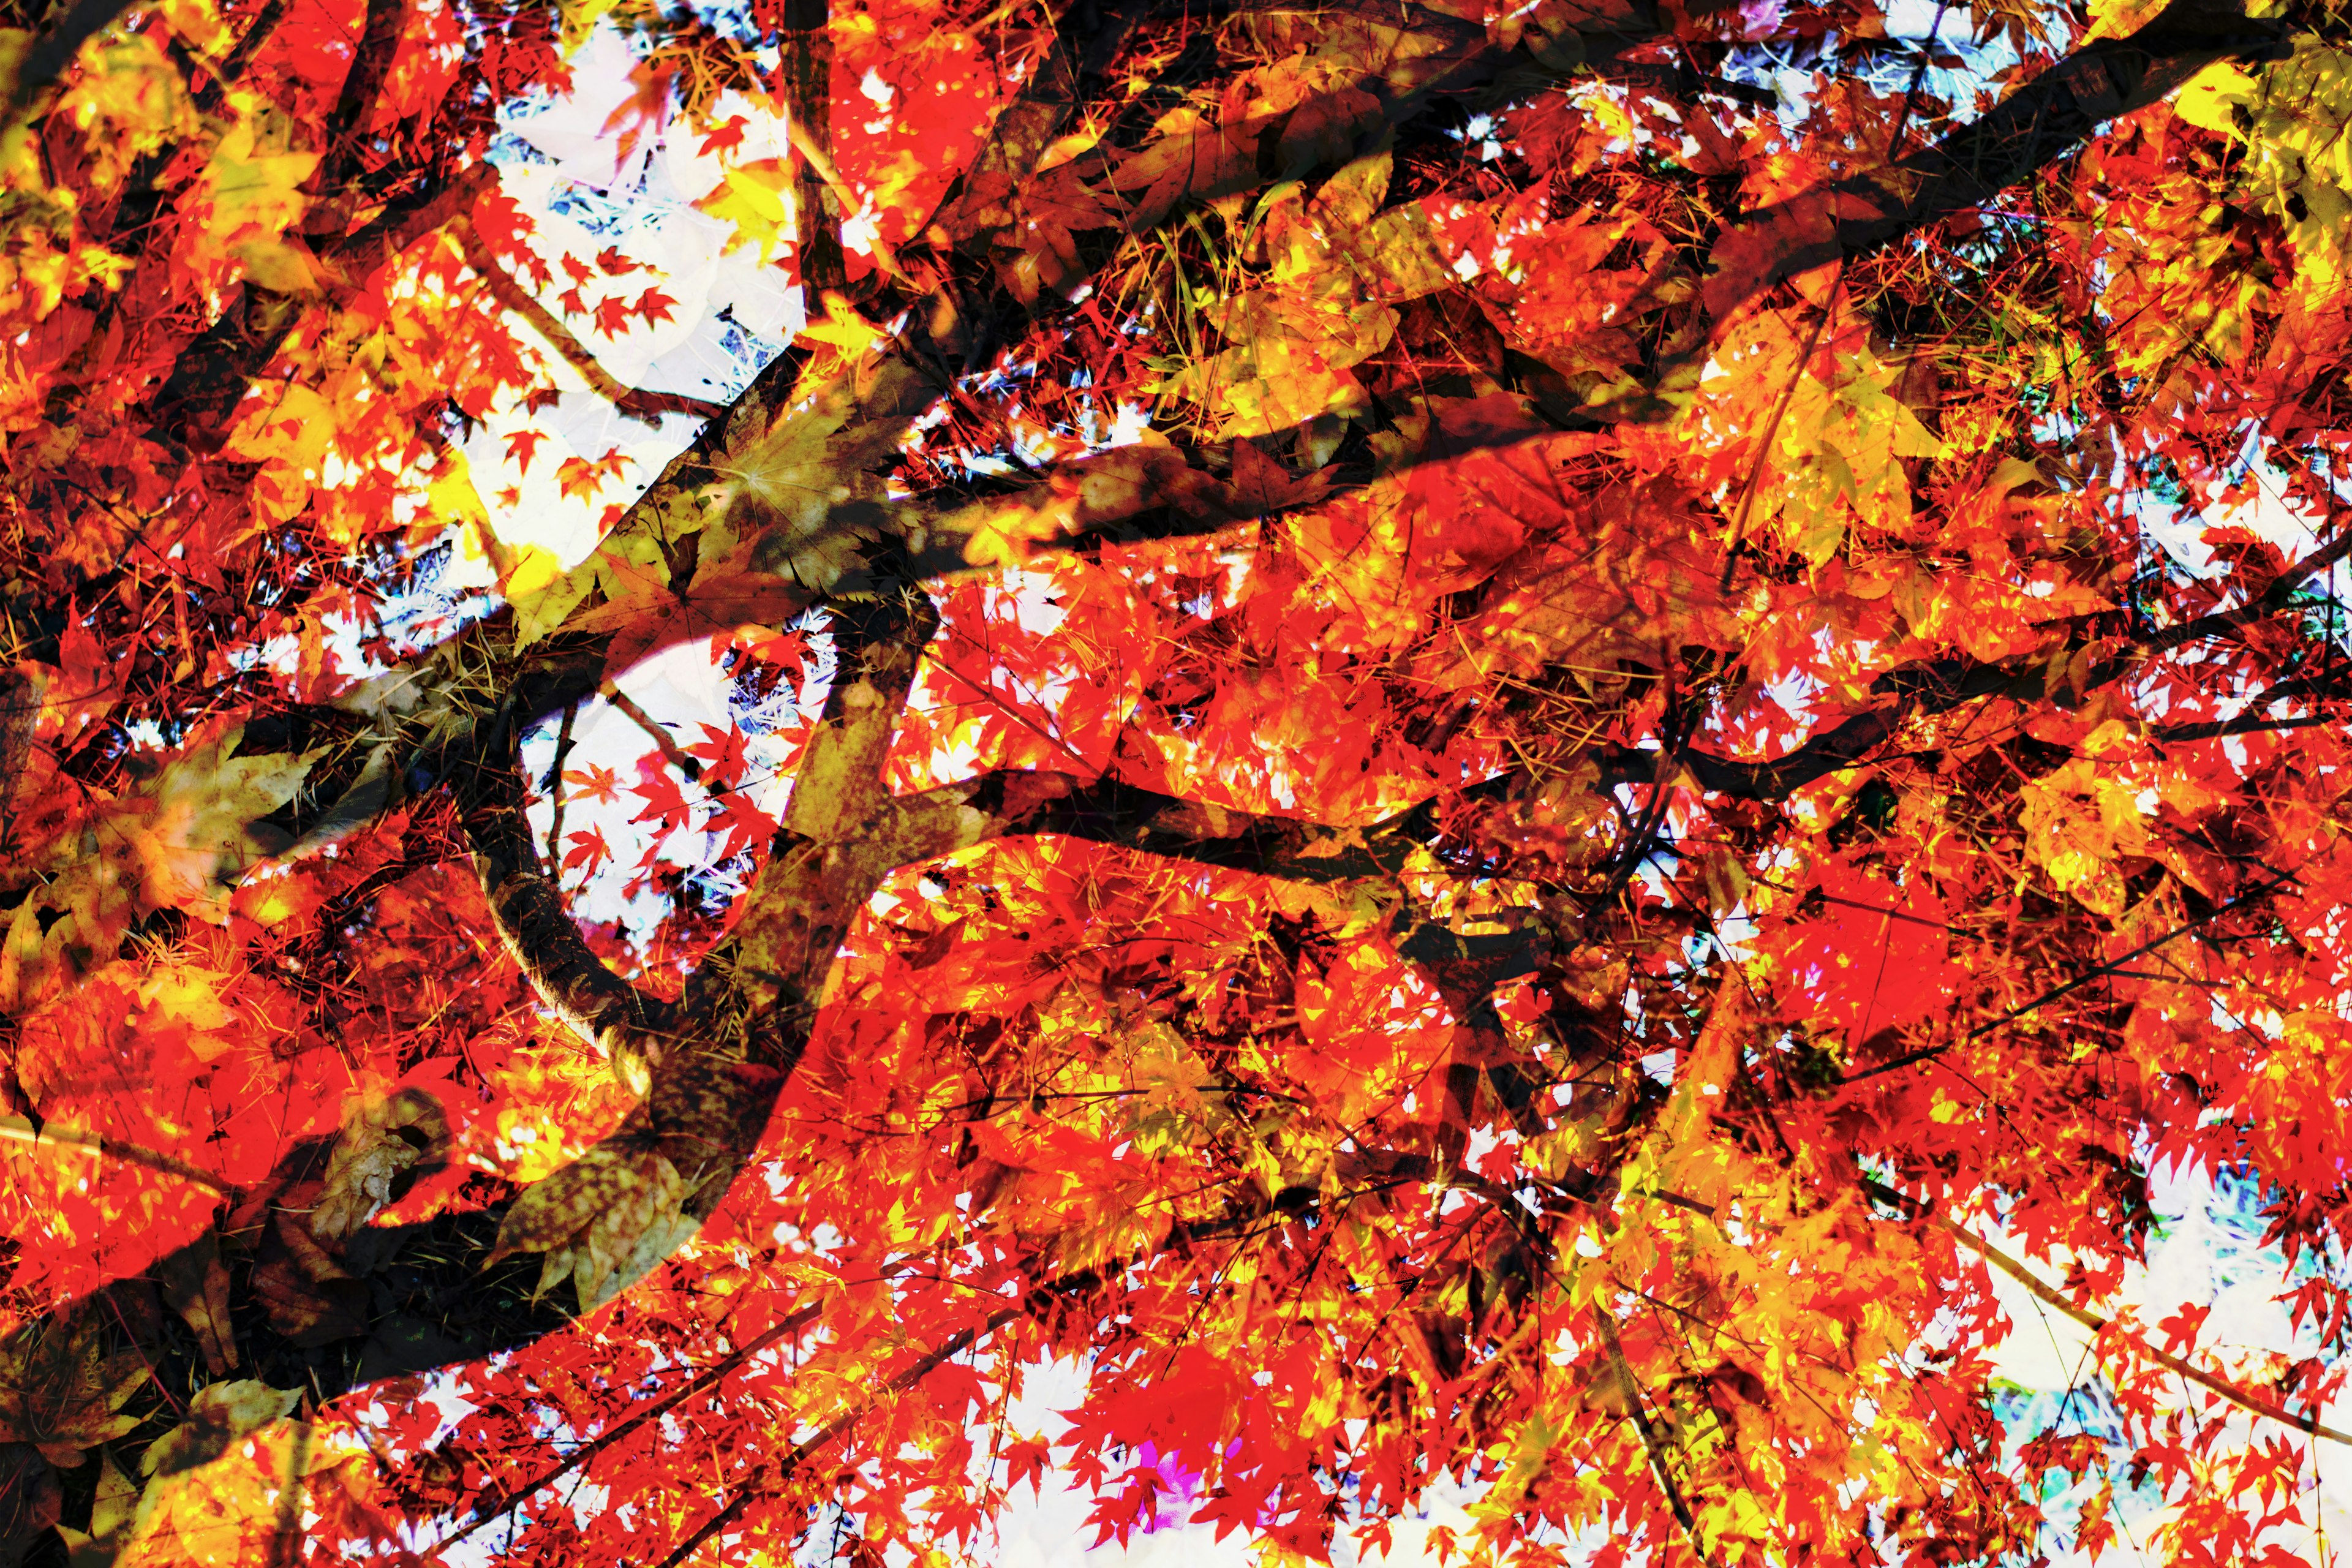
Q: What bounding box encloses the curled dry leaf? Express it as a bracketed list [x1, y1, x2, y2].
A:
[154, 1234, 238, 1376]
[252, 1212, 369, 1348]
[310, 1087, 451, 1243]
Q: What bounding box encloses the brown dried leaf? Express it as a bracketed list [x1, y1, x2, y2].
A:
[253, 1212, 368, 1348]
[154, 1236, 238, 1376]
[0, 1310, 148, 1464]
[311, 1087, 450, 1243]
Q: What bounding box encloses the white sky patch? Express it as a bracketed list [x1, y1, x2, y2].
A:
[470, 24, 805, 568]
[980, 1359, 1491, 1568]
[518, 623, 830, 932]
[2138, 436, 2328, 584]
[1953, 1160, 2352, 1564]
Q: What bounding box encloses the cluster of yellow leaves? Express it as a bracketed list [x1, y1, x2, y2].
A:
[2177, 40, 2352, 293]
[62, 1383, 377, 1567]
[474, 1026, 635, 1185]
[1690, 308, 1943, 567]
[171, 100, 325, 296]
[1171, 151, 1458, 436]
[224, 230, 547, 547]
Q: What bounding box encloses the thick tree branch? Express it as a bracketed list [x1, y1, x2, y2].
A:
[9, 0, 134, 111]
[325, 0, 405, 153]
[456, 745, 680, 1090]
[780, 0, 845, 294]
[876, 769, 1444, 882]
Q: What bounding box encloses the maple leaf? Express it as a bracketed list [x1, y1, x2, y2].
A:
[564, 762, 622, 805]
[488, 1140, 696, 1310]
[707, 789, 777, 865]
[504, 427, 550, 475]
[562, 824, 615, 880]
[140, 1381, 300, 1479]
[697, 114, 749, 156]
[628, 760, 692, 835]
[556, 448, 633, 500]
[685, 722, 752, 793]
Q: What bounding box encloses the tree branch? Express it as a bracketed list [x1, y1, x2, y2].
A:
[9, 0, 135, 111]
[325, 0, 405, 154]
[780, 0, 845, 295]
[1597, 1306, 1719, 1566]
[875, 768, 1448, 883]
[456, 744, 680, 1091]
[1703, 0, 2293, 320]
[451, 217, 729, 426]
[1864, 1178, 2352, 1449]
[0, 1113, 237, 1196]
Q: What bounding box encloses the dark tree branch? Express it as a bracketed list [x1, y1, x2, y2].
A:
[780, 0, 845, 294]
[455, 742, 680, 1090]
[325, 0, 405, 154]
[10, 0, 135, 110]
[451, 217, 729, 426]
[1703, 0, 2295, 318]
[879, 769, 1449, 882]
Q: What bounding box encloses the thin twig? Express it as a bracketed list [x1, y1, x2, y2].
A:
[450, 217, 728, 426]
[1849, 862, 2304, 1079]
[543, 699, 579, 876]
[1865, 1180, 2352, 1449]
[1596, 1307, 1719, 1566]
[0, 1114, 236, 1196]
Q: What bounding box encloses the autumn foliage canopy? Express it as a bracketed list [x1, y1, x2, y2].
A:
[2, 0, 2351, 1557]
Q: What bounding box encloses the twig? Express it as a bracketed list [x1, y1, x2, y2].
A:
[450, 217, 728, 427]
[0, 1114, 236, 1196]
[1596, 1307, 1719, 1566]
[543, 699, 579, 876]
[601, 685, 702, 782]
[1849, 862, 2304, 1079]
[1864, 1179, 2352, 1449]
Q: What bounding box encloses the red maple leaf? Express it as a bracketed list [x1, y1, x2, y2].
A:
[633, 287, 678, 326]
[628, 756, 692, 834]
[686, 723, 752, 793]
[561, 825, 612, 879]
[503, 428, 548, 475]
